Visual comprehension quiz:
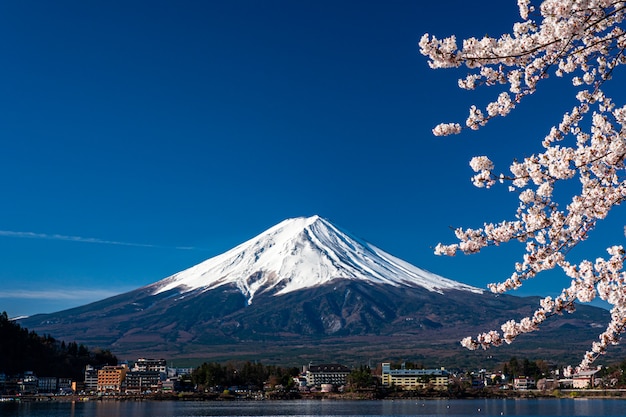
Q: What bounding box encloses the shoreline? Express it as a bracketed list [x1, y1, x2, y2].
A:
[4, 388, 626, 403]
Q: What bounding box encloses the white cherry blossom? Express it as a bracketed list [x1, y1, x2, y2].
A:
[422, 0, 626, 370]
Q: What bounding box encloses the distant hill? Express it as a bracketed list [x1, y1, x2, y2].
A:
[18, 216, 625, 367]
[0, 311, 117, 379]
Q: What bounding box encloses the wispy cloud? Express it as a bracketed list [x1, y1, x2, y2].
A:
[0, 230, 198, 250]
[0, 288, 126, 301]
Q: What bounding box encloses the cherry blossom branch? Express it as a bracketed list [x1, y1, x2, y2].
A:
[461, 247, 626, 371]
[422, 1, 626, 137]
[423, 0, 626, 369]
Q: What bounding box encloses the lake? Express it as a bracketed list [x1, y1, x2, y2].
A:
[2, 398, 626, 417]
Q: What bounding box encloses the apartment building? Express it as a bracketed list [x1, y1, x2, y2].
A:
[97, 365, 128, 394]
[132, 358, 167, 374]
[304, 364, 351, 387]
[125, 371, 161, 394]
[381, 362, 449, 390]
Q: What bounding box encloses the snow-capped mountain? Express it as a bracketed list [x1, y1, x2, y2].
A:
[18, 216, 613, 364]
[150, 215, 482, 304]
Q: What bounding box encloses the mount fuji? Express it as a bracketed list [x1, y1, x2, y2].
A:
[149, 215, 482, 304]
[19, 216, 613, 366]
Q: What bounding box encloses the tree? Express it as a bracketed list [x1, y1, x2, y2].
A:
[192, 362, 226, 388]
[347, 365, 375, 390]
[508, 357, 521, 378]
[420, 0, 625, 370]
[190, 361, 298, 392]
[0, 311, 117, 378]
[603, 357, 626, 386]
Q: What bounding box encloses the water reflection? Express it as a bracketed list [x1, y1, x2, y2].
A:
[2, 398, 626, 417]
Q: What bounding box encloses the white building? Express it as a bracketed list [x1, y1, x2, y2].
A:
[84, 365, 99, 392]
[133, 358, 167, 374]
[572, 369, 600, 389]
[305, 364, 350, 387]
[513, 376, 535, 390]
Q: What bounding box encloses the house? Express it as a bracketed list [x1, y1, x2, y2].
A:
[513, 376, 535, 390]
[572, 369, 600, 389]
[381, 362, 449, 390]
[292, 376, 308, 391]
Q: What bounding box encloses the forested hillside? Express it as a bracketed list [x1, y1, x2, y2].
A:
[0, 311, 117, 380]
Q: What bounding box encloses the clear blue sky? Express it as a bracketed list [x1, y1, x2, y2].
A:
[1, 1, 623, 317]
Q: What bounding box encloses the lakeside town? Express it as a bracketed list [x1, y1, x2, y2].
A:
[3, 356, 626, 402]
[4, 308, 626, 402]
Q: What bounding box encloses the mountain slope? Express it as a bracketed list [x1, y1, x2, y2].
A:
[149, 215, 482, 304]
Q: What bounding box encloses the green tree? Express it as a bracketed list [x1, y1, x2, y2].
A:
[347, 365, 374, 390]
[508, 357, 520, 378]
[192, 362, 226, 388]
[0, 311, 117, 379]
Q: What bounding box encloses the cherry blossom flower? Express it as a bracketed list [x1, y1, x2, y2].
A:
[422, 0, 626, 370]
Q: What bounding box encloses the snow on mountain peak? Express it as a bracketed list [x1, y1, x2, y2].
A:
[151, 215, 482, 304]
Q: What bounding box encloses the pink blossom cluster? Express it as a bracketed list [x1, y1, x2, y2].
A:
[423, 0, 626, 370]
[421, 0, 626, 137]
[463, 246, 625, 370]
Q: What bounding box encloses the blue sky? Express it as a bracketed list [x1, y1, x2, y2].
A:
[1, 1, 623, 317]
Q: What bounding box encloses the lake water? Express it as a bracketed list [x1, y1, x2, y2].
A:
[2, 398, 626, 417]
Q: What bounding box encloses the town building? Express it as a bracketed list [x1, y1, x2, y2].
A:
[18, 372, 38, 394]
[304, 364, 351, 387]
[84, 365, 99, 392]
[513, 376, 536, 390]
[572, 369, 600, 389]
[167, 367, 194, 378]
[381, 362, 449, 390]
[133, 358, 167, 375]
[125, 371, 161, 394]
[58, 377, 74, 394]
[97, 365, 128, 394]
[161, 379, 175, 393]
[37, 376, 58, 394]
[293, 375, 308, 391]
